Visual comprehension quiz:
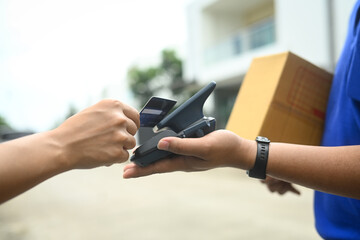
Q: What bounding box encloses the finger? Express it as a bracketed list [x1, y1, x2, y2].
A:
[272, 183, 301, 195]
[126, 118, 138, 136]
[267, 181, 285, 194]
[123, 162, 137, 172]
[110, 148, 130, 165]
[122, 105, 140, 129]
[157, 137, 208, 158]
[266, 178, 280, 189]
[288, 185, 301, 195]
[277, 184, 288, 195]
[118, 150, 130, 163]
[122, 134, 136, 150]
[267, 185, 277, 193]
[262, 177, 276, 185]
[123, 156, 191, 178]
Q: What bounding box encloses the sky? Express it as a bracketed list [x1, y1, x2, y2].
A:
[0, 0, 191, 132]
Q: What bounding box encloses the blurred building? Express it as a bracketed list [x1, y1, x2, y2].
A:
[184, 0, 357, 128]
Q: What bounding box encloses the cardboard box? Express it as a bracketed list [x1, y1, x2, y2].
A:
[226, 52, 333, 145]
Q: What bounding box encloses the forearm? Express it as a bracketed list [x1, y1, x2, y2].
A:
[0, 100, 139, 204]
[265, 143, 360, 199]
[0, 131, 67, 204]
[124, 130, 360, 199]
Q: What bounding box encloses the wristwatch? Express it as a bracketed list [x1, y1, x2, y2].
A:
[247, 136, 270, 179]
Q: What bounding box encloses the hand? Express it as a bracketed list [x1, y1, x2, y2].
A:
[52, 99, 140, 169]
[123, 130, 256, 178]
[261, 176, 300, 195]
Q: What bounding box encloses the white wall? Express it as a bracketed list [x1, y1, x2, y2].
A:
[275, 0, 332, 69]
[184, 0, 358, 84]
[332, 0, 357, 62]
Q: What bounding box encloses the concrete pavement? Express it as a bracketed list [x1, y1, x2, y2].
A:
[0, 165, 321, 240]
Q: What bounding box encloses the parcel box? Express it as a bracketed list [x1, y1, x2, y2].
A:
[226, 52, 333, 145]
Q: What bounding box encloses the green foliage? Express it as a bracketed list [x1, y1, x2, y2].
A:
[0, 115, 9, 127]
[128, 66, 160, 108]
[160, 49, 184, 94]
[64, 104, 78, 119]
[127, 49, 198, 108]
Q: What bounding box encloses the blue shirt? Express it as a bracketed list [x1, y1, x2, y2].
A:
[315, 1, 360, 239]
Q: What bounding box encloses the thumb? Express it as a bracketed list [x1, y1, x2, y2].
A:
[158, 137, 206, 158]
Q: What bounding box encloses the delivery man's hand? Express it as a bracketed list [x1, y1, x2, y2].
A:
[123, 130, 256, 178]
[124, 129, 360, 199]
[261, 176, 300, 195]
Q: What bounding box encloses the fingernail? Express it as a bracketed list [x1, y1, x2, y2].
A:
[158, 140, 169, 150]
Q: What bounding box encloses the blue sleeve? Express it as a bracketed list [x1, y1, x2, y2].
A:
[346, 8, 360, 102]
[346, 46, 360, 102]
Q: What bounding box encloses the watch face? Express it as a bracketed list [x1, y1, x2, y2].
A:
[256, 136, 270, 143]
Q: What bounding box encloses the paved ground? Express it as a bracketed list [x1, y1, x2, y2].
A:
[0, 164, 321, 240]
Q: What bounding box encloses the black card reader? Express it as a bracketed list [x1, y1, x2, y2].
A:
[131, 81, 217, 167]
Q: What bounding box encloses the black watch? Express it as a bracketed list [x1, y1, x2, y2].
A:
[247, 136, 270, 179]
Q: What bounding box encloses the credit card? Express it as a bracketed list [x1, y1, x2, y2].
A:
[140, 97, 177, 127]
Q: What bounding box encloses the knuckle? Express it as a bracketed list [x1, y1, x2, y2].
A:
[104, 153, 119, 165]
[110, 147, 123, 157]
[111, 114, 127, 127]
[128, 125, 137, 136]
[118, 151, 129, 163]
[113, 131, 127, 143]
[108, 147, 128, 162]
[117, 116, 127, 126]
[111, 99, 123, 108]
[128, 137, 136, 149]
[97, 99, 108, 106]
[101, 99, 124, 109]
[100, 98, 113, 106]
[113, 131, 136, 149]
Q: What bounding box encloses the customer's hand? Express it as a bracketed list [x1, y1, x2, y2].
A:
[123, 130, 256, 178]
[52, 99, 140, 169]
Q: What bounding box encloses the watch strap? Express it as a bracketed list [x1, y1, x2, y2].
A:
[247, 136, 270, 179]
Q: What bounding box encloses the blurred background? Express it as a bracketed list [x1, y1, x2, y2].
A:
[0, 0, 357, 239]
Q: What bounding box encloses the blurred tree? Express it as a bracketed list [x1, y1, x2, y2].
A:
[64, 104, 78, 119]
[160, 49, 184, 95]
[127, 49, 198, 109]
[128, 66, 160, 108]
[0, 115, 9, 127]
